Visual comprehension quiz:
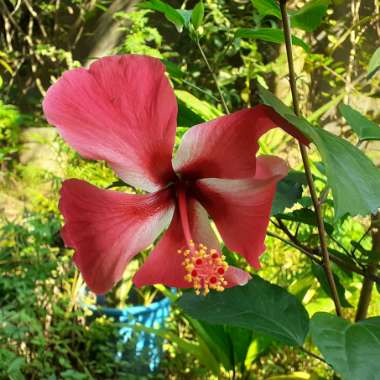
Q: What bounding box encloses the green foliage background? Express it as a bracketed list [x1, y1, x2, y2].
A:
[1, 0, 380, 379]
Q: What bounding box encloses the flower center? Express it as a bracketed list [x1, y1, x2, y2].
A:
[178, 241, 228, 295]
[176, 185, 228, 295]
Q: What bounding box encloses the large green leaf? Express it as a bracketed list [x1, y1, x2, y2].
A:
[290, 0, 330, 32]
[310, 313, 380, 380]
[339, 104, 380, 142]
[259, 86, 380, 218]
[368, 47, 380, 79]
[271, 171, 307, 215]
[178, 276, 309, 346]
[236, 28, 310, 52]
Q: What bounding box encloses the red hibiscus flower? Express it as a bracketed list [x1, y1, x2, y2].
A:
[43, 55, 307, 295]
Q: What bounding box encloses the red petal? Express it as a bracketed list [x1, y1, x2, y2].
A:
[43, 55, 177, 192]
[133, 198, 250, 288]
[59, 179, 175, 294]
[173, 104, 307, 180]
[194, 156, 288, 268]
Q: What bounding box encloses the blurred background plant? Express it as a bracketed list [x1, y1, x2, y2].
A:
[1, 0, 380, 379]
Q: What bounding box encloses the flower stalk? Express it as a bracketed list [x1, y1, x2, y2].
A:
[279, 0, 343, 317]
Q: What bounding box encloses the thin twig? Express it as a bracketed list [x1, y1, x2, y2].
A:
[355, 212, 380, 321]
[279, 0, 342, 316]
[299, 347, 331, 367]
[267, 230, 380, 285]
[195, 36, 230, 114]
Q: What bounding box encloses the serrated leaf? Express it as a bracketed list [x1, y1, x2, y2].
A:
[178, 276, 310, 346]
[310, 313, 380, 380]
[290, 0, 330, 32]
[271, 171, 307, 215]
[236, 28, 310, 52]
[191, 1, 204, 29]
[339, 104, 380, 142]
[258, 85, 380, 218]
[368, 47, 380, 79]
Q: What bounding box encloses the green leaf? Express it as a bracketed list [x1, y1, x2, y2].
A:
[368, 47, 380, 79]
[339, 104, 380, 142]
[138, 0, 185, 32]
[191, 1, 204, 29]
[251, 0, 329, 32]
[276, 208, 334, 234]
[176, 9, 192, 29]
[290, 0, 330, 32]
[177, 99, 205, 128]
[258, 85, 380, 218]
[311, 263, 352, 307]
[251, 0, 281, 18]
[310, 313, 380, 380]
[271, 171, 307, 215]
[178, 276, 310, 346]
[235, 28, 310, 52]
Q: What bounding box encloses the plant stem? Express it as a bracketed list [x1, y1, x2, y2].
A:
[279, 0, 342, 317]
[355, 212, 380, 321]
[195, 36, 230, 114]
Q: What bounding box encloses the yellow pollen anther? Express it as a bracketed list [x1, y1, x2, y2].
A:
[179, 242, 229, 296]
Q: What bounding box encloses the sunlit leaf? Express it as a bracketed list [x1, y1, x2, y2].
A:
[235, 28, 310, 52]
[368, 47, 380, 79]
[339, 104, 380, 142]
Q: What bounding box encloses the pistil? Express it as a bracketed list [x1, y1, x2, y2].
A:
[177, 187, 228, 295]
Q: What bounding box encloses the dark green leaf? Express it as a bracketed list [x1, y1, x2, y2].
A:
[191, 2, 204, 29]
[189, 319, 234, 370]
[138, 0, 185, 32]
[178, 276, 309, 346]
[251, 0, 329, 32]
[339, 104, 380, 142]
[162, 59, 185, 79]
[311, 313, 380, 380]
[272, 171, 307, 215]
[177, 99, 205, 128]
[277, 208, 334, 235]
[311, 263, 352, 307]
[290, 0, 330, 32]
[368, 47, 380, 79]
[251, 0, 281, 18]
[259, 85, 380, 218]
[235, 28, 310, 52]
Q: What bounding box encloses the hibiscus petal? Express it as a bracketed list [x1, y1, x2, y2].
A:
[194, 155, 288, 268]
[43, 55, 177, 192]
[173, 104, 307, 180]
[133, 198, 250, 288]
[59, 179, 175, 294]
